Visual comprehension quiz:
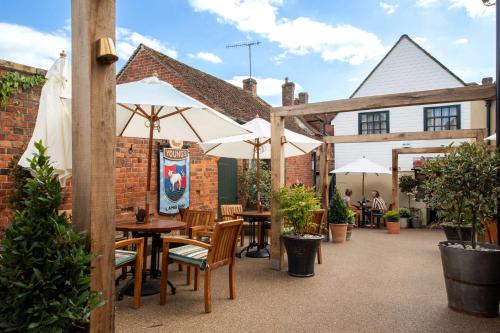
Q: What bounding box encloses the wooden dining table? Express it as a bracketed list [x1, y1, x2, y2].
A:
[116, 218, 186, 296]
[234, 210, 271, 258]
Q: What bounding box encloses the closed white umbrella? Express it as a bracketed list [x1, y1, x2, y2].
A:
[330, 157, 391, 199]
[485, 133, 496, 141]
[19, 52, 72, 185]
[200, 116, 321, 211]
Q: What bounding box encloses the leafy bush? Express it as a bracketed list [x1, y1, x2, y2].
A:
[399, 175, 417, 208]
[420, 142, 499, 248]
[399, 207, 411, 218]
[274, 186, 320, 236]
[8, 156, 32, 212]
[384, 210, 400, 222]
[327, 189, 350, 225]
[0, 141, 100, 332]
[346, 210, 356, 224]
[238, 161, 271, 210]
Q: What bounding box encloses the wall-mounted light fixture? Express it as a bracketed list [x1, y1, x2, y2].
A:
[96, 37, 118, 64]
[128, 144, 133, 154]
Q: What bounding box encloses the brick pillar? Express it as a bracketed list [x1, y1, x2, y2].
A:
[281, 77, 295, 106]
[298, 92, 309, 104]
[482, 77, 493, 85]
[243, 78, 257, 95]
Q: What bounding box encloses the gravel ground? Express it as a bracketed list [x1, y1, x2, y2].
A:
[116, 228, 500, 333]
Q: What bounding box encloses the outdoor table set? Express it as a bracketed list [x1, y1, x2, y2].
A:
[235, 210, 271, 258]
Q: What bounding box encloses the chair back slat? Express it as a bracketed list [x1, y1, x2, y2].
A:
[208, 219, 243, 265]
[485, 218, 498, 244]
[220, 204, 243, 221]
[182, 209, 215, 235]
[306, 209, 325, 234]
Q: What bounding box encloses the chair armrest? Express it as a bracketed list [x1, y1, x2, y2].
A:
[162, 236, 212, 250]
[195, 231, 213, 240]
[190, 225, 214, 233]
[115, 237, 144, 249]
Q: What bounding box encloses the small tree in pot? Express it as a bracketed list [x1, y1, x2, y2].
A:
[421, 142, 500, 317]
[328, 189, 350, 243]
[398, 207, 411, 229]
[384, 210, 400, 234]
[274, 186, 322, 277]
[399, 175, 417, 209]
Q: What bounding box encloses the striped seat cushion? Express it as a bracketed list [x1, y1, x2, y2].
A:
[115, 249, 136, 267]
[169, 244, 208, 270]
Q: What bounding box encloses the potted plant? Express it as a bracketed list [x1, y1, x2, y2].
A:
[399, 175, 417, 209]
[346, 210, 355, 241]
[410, 207, 423, 229]
[0, 142, 101, 331]
[327, 189, 350, 243]
[384, 210, 400, 234]
[274, 185, 322, 277]
[398, 207, 410, 229]
[421, 142, 500, 317]
[238, 161, 271, 210]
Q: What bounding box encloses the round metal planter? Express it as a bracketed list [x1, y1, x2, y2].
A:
[282, 235, 323, 277]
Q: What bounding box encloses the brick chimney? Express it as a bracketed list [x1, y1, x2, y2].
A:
[298, 92, 309, 104]
[482, 77, 493, 85]
[282, 77, 295, 106]
[243, 78, 257, 95]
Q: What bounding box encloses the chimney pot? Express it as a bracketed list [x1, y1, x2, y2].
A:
[482, 77, 493, 85]
[282, 78, 295, 106]
[298, 92, 309, 104]
[242, 78, 257, 95]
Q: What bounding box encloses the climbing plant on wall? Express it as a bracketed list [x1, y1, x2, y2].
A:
[0, 71, 45, 107]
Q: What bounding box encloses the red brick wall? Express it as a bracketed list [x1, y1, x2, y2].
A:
[286, 154, 313, 187]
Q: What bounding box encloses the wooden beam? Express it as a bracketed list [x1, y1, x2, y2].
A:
[72, 0, 116, 331]
[270, 113, 285, 271]
[324, 129, 486, 144]
[274, 84, 496, 117]
[393, 147, 449, 155]
[391, 150, 399, 211]
[318, 143, 329, 212]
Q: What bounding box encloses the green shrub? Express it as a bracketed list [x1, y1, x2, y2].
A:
[346, 210, 356, 224]
[384, 210, 400, 222]
[327, 189, 350, 224]
[399, 207, 411, 218]
[399, 175, 417, 208]
[0, 141, 101, 332]
[273, 186, 320, 236]
[238, 161, 271, 210]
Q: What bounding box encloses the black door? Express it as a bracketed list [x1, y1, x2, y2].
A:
[218, 158, 238, 216]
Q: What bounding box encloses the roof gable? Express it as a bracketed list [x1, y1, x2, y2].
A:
[351, 35, 465, 98]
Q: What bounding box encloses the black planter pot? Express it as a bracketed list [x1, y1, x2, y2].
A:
[439, 241, 500, 317]
[282, 234, 323, 277]
[441, 225, 472, 242]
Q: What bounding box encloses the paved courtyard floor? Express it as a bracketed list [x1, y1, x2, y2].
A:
[116, 228, 500, 333]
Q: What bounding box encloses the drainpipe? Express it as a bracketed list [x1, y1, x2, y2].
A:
[485, 100, 492, 137]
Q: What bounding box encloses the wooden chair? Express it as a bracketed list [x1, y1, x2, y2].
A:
[160, 219, 243, 313]
[115, 237, 144, 309]
[307, 209, 325, 264]
[483, 218, 498, 244]
[220, 204, 247, 246]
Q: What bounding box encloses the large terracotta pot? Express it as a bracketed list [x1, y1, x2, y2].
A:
[387, 221, 400, 234]
[330, 224, 348, 243]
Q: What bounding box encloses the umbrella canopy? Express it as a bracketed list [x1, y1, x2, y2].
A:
[485, 133, 496, 141]
[19, 53, 72, 185]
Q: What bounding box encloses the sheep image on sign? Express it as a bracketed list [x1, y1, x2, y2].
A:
[158, 148, 190, 214]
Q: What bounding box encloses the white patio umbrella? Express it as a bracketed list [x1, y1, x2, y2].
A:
[200, 116, 322, 211]
[116, 75, 250, 222]
[330, 157, 391, 200]
[485, 133, 496, 141]
[19, 52, 72, 185]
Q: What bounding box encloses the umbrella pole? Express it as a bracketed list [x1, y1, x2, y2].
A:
[145, 110, 155, 224]
[362, 172, 365, 201]
[256, 139, 261, 212]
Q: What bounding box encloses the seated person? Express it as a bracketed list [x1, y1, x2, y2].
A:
[371, 190, 387, 212]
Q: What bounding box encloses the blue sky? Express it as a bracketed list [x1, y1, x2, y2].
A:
[0, 0, 495, 106]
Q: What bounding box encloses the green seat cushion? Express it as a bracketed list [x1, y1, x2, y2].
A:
[115, 235, 128, 242]
[115, 249, 136, 267]
[169, 244, 208, 270]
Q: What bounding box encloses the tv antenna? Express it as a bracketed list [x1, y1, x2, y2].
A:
[226, 41, 261, 78]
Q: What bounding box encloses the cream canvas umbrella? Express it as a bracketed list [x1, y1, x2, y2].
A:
[116, 75, 250, 222]
[19, 52, 72, 185]
[200, 116, 322, 211]
[330, 157, 391, 200]
[485, 133, 496, 141]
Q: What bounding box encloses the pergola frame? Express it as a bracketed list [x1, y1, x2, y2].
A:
[270, 85, 495, 271]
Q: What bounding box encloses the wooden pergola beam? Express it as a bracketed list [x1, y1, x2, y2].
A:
[273, 84, 496, 117]
[324, 128, 487, 144]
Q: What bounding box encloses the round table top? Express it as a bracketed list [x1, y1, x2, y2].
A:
[234, 210, 271, 219]
[116, 218, 186, 233]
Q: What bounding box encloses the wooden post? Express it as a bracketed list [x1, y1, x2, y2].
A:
[270, 113, 285, 271]
[391, 149, 399, 211]
[72, 1, 116, 331]
[318, 142, 329, 211]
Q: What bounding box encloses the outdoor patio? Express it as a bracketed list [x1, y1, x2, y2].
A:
[115, 229, 500, 333]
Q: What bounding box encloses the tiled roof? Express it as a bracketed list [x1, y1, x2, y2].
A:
[118, 44, 317, 137]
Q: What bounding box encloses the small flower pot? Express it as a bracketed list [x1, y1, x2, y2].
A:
[399, 217, 408, 229]
[346, 224, 354, 241]
[387, 221, 400, 234]
[330, 223, 348, 243]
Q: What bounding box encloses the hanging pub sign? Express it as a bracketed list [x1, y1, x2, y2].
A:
[158, 147, 190, 215]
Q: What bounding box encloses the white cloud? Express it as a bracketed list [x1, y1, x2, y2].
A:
[189, 0, 387, 65]
[0, 22, 69, 69]
[380, 2, 399, 14]
[188, 51, 222, 63]
[449, 0, 495, 18]
[226, 75, 302, 97]
[271, 52, 287, 65]
[116, 27, 178, 60]
[416, 0, 440, 7]
[348, 77, 361, 82]
[413, 36, 428, 45]
[453, 37, 469, 45]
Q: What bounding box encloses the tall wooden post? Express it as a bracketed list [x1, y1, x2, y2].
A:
[72, 1, 116, 331]
[270, 112, 285, 271]
[391, 149, 399, 210]
[318, 142, 329, 211]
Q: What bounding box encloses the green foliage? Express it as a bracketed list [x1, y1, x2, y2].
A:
[399, 175, 417, 208]
[8, 156, 32, 211]
[0, 141, 101, 332]
[420, 142, 499, 248]
[273, 186, 320, 236]
[346, 210, 356, 224]
[384, 210, 400, 222]
[238, 161, 271, 210]
[398, 207, 411, 218]
[327, 189, 350, 225]
[0, 71, 45, 107]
